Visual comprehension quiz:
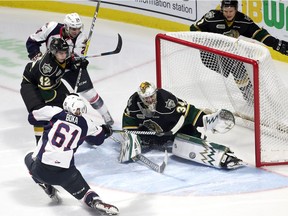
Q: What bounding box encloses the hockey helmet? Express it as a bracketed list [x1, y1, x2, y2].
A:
[221, 0, 238, 10]
[49, 38, 70, 56]
[137, 81, 157, 112]
[63, 93, 87, 116]
[64, 13, 83, 30]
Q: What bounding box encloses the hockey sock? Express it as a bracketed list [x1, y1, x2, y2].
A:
[34, 125, 44, 145]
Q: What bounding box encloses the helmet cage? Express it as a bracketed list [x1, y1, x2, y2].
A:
[138, 82, 157, 112]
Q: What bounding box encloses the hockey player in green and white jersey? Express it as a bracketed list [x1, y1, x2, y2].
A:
[120, 81, 243, 169]
[190, 0, 288, 105]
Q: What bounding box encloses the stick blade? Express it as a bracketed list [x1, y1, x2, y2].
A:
[158, 150, 168, 173]
[101, 33, 122, 56]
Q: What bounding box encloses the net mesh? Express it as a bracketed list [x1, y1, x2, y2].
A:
[156, 32, 288, 165]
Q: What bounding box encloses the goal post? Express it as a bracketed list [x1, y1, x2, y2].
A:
[155, 32, 288, 167]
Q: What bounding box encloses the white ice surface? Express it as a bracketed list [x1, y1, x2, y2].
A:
[1, 7, 288, 216]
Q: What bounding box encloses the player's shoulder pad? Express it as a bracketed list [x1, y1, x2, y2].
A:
[36, 54, 59, 77]
[46, 21, 58, 27]
[126, 92, 140, 107]
[204, 10, 221, 20]
[157, 89, 178, 109]
[158, 88, 177, 100]
[235, 11, 253, 23]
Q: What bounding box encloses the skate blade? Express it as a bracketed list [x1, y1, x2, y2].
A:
[95, 203, 119, 215]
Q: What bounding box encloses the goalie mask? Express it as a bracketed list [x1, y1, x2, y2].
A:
[137, 81, 157, 112]
[63, 94, 87, 116]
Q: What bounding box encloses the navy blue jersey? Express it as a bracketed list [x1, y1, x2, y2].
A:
[26, 21, 87, 59]
[28, 106, 105, 168]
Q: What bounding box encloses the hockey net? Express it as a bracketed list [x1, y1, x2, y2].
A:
[155, 32, 288, 167]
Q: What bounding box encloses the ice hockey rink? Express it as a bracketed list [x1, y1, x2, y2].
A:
[1, 7, 288, 216]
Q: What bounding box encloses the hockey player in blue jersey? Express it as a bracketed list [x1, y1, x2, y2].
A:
[24, 94, 119, 215]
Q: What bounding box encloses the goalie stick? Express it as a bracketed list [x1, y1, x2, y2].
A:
[113, 129, 158, 136]
[113, 128, 174, 136]
[135, 152, 168, 173]
[109, 135, 168, 173]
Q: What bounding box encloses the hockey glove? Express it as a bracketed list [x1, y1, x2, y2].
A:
[73, 58, 89, 69]
[203, 109, 235, 133]
[80, 58, 89, 69]
[30, 52, 42, 61]
[273, 40, 288, 56]
[101, 124, 113, 138]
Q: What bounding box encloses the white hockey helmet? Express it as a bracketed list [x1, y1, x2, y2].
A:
[64, 13, 83, 31]
[137, 81, 157, 112]
[63, 94, 87, 116]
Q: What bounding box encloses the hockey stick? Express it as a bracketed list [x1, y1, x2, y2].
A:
[113, 128, 172, 136]
[110, 135, 168, 173]
[113, 129, 158, 136]
[83, 0, 101, 56]
[74, 34, 122, 60]
[74, 0, 101, 93]
[134, 151, 168, 173]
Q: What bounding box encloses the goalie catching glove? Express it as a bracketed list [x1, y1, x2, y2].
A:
[203, 109, 235, 133]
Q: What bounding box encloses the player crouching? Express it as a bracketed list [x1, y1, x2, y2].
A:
[120, 81, 244, 170]
[24, 94, 119, 215]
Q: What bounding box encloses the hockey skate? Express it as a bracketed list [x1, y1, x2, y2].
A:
[38, 183, 61, 203]
[221, 151, 246, 169]
[102, 111, 114, 125]
[91, 199, 119, 215]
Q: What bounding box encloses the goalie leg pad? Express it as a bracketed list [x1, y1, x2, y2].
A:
[172, 133, 243, 169]
[119, 133, 141, 163]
